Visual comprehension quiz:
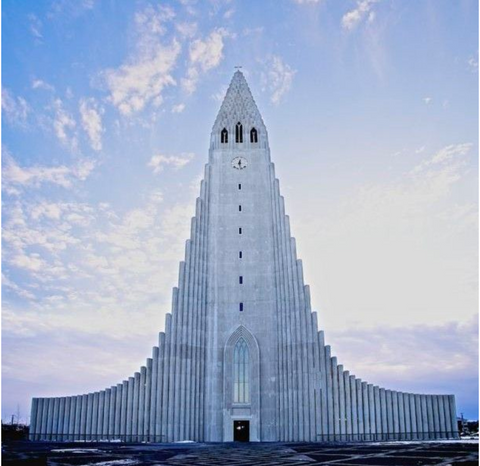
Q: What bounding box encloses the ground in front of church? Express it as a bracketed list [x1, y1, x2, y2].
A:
[2, 440, 478, 465]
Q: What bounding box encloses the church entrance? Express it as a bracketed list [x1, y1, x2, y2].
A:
[233, 420, 250, 442]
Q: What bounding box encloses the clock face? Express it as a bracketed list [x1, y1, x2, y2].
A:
[232, 157, 248, 170]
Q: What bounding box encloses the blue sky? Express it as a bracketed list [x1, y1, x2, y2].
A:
[2, 0, 478, 423]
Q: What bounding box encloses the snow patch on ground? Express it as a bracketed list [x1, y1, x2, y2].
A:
[84, 460, 140, 466]
[52, 449, 102, 453]
[367, 439, 479, 445]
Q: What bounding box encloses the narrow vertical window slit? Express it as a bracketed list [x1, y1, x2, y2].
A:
[221, 128, 228, 143]
[235, 122, 243, 143]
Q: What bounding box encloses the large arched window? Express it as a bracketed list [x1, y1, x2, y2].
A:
[235, 122, 243, 143]
[221, 128, 228, 143]
[233, 338, 249, 403]
[250, 127, 258, 143]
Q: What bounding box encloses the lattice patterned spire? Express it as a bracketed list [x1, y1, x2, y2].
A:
[212, 71, 266, 134]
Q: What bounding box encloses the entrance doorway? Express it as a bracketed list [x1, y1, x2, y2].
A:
[233, 420, 250, 442]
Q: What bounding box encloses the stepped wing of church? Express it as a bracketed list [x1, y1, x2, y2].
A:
[30, 72, 458, 443]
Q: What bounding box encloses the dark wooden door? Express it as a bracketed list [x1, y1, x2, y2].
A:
[233, 420, 250, 442]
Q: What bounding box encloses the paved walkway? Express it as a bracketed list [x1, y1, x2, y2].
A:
[2, 440, 478, 465]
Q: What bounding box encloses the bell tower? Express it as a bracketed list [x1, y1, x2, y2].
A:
[205, 70, 278, 441]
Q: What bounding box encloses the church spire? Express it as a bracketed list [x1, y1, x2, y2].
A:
[212, 71, 266, 141]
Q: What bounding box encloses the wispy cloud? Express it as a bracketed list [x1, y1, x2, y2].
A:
[32, 79, 55, 92]
[211, 85, 228, 103]
[171, 103, 186, 113]
[467, 56, 478, 73]
[224, 7, 235, 19]
[261, 55, 296, 105]
[2, 89, 30, 126]
[342, 0, 380, 31]
[134, 4, 175, 48]
[175, 21, 198, 38]
[148, 153, 195, 174]
[182, 28, 230, 94]
[79, 98, 104, 151]
[411, 142, 472, 174]
[293, 0, 324, 4]
[3, 151, 96, 193]
[104, 40, 180, 115]
[52, 98, 77, 150]
[102, 5, 180, 115]
[28, 14, 43, 39]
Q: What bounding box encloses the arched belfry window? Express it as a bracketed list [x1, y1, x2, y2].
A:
[250, 127, 258, 143]
[221, 128, 228, 143]
[233, 338, 249, 403]
[235, 122, 243, 143]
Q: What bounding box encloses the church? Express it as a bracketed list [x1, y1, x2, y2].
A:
[30, 71, 458, 443]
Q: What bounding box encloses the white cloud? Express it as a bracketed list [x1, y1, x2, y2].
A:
[3, 151, 97, 192]
[467, 56, 478, 72]
[342, 0, 380, 31]
[211, 85, 228, 103]
[28, 14, 43, 39]
[2, 274, 36, 300]
[104, 40, 180, 115]
[30, 202, 63, 220]
[293, 0, 324, 4]
[242, 27, 264, 36]
[148, 153, 195, 174]
[32, 79, 54, 91]
[175, 21, 198, 38]
[171, 103, 186, 113]
[224, 8, 235, 19]
[52, 98, 77, 149]
[411, 143, 472, 174]
[79, 98, 104, 151]
[182, 28, 230, 94]
[102, 4, 180, 115]
[423, 96, 432, 105]
[74, 158, 97, 180]
[262, 55, 296, 105]
[11, 253, 47, 272]
[134, 4, 175, 46]
[82, 0, 97, 9]
[2, 89, 30, 126]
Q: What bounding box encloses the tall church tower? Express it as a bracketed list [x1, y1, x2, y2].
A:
[206, 71, 282, 441]
[30, 72, 458, 443]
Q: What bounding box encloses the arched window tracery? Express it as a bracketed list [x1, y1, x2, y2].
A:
[235, 122, 243, 143]
[221, 128, 228, 143]
[250, 127, 258, 143]
[233, 338, 249, 403]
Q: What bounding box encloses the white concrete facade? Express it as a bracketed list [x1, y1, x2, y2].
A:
[30, 72, 458, 443]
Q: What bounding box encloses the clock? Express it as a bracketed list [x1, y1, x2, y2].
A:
[232, 157, 248, 170]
